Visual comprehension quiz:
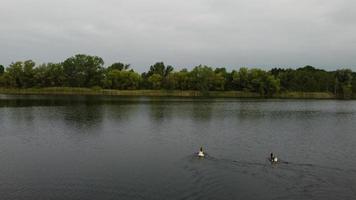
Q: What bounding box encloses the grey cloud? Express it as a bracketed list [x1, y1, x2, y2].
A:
[0, 0, 355, 71]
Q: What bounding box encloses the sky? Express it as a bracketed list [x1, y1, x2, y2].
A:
[1, 0, 355, 72]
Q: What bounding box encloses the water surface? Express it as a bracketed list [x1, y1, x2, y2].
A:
[0, 95, 356, 200]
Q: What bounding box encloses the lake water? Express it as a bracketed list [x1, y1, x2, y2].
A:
[0, 95, 355, 200]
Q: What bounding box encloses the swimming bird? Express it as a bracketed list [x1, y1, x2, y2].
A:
[270, 153, 278, 163]
[198, 147, 205, 158]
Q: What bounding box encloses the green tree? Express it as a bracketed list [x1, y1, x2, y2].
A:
[0, 75, 4, 87]
[0, 64, 5, 87]
[352, 72, 356, 95]
[1, 54, 355, 98]
[146, 62, 173, 77]
[33, 63, 65, 87]
[148, 74, 163, 89]
[46, 63, 65, 87]
[33, 64, 47, 87]
[214, 67, 229, 91]
[6, 62, 23, 87]
[189, 65, 225, 92]
[143, 62, 174, 89]
[22, 60, 36, 88]
[232, 68, 280, 95]
[265, 75, 280, 95]
[248, 68, 267, 94]
[6, 61, 35, 88]
[232, 68, 249, 91]
[104, 69, 140, 89]
[165, 72, 179, 90]
[0, 65, 4, 75]
[63, 54, 104, 87]
[335, 69, 353, 98]
[272, 66, 333, 93]
[107, 62, 130, 71]
[170, 69, 190, 90]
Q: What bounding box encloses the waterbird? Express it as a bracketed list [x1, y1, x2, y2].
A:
[270, 152, 278, 163]
[198, 147, 205, 158]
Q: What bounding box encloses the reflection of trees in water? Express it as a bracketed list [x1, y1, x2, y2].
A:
[191, 101, 213, 122]
[0, 98, 62, 107]
[61, 100, 140, 133]
[0, 95, 101, 107]
[6, 106, 36, 127]
[0, 95, 145, 133]
[102, 103, 138, 122]
[148, 101, 174, 123]
[147, 99, 214, 123]
[62, 103, 104, 132]
[236, 102, 265, 121]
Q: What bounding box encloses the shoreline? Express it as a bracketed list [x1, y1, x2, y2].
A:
[0, 87, 347, 99]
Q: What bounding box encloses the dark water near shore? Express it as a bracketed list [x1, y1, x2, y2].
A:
[0, 95, 356, 200]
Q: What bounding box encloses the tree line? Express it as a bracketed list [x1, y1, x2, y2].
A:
[0, 54, 355, 98]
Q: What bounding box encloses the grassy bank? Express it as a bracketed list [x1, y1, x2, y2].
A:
[0, 87, 343, 99]
[273, 92, 336, 99]
[0, 87, 259, 98]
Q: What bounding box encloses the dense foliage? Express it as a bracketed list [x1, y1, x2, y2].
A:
[0, 54, 355, 98]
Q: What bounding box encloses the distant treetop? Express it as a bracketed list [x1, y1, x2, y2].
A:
[0, 54, 354, 98]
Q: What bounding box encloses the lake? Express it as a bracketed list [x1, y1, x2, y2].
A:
[0, 95, 355, 200]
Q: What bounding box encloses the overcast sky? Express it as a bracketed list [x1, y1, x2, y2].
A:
[1, 0, 355, 71]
